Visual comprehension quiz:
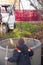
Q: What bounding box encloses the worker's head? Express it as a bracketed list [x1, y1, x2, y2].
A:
[18, 38, 25, 46]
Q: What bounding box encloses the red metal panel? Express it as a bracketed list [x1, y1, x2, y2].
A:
[14, 10, 43, 21]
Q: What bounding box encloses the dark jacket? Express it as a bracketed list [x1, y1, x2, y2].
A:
[8, 44, 34, 65]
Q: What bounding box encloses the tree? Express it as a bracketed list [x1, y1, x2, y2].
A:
[29, 0, 43, 17]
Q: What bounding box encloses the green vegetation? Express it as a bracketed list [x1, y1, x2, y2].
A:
[0, 22, 43, 38]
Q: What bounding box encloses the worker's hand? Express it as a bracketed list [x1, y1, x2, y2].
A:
[5, 57, 8, 61]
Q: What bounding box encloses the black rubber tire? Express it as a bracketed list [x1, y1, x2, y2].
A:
[2, 23, 9, 33]
[14, 23, 16, 28]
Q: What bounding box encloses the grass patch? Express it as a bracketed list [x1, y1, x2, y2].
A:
[0, 22, 43, 38]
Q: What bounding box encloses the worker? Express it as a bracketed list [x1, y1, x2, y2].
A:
[5, 38, 34, 65]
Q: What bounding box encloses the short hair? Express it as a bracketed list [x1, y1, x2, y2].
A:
[18, 38, 25, 45]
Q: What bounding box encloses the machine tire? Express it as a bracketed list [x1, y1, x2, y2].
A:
[14, 23, 16, 28]
[2, 23, 9, 33]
